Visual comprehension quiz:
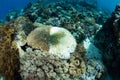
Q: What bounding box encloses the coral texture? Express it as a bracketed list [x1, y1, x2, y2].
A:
[13, 16, 35, 47]
[0, 24, 20, 80]
[20, 44, 86, 80]
[0, 1, 108, 79]
[27, 25, 77, 59]
[69, 52, 86, 77]
[27, 26, 50, 51]
[21, 0, 108, 43]
[20, 42, 104, 80]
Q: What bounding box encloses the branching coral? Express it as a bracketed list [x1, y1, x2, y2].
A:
[27, 25, 77, 59]
[20, 45, 87, 80]
[20, 47, 70, 80]
[0, 24, 20, 80]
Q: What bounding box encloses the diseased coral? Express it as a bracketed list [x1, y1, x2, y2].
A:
[27, 24, 77, 59]
[0, 24, 20, 80]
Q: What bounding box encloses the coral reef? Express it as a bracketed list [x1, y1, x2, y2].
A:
[26, 26, 50, 51]
[27, 25, 77, 59]
[19, 42, 104, 80]
[69, 52, 86, 77]
[13, 16, 35, 46]
[0, 0, 109, 80]
[19, 43, 86, 80]
[81, 59, 105, 80]
[94, 4, 120, 80]
[20, 47, 70, 80]
[0, 24, 20, 80]
[21, 0, 109, 43]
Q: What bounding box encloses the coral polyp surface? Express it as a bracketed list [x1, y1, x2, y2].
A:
[27, 26, 50, 51]
[69, 52, 86, 77]
[20, 44, 86, 80]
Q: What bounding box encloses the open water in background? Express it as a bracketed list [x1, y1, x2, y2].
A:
[0, 0, 120, 19]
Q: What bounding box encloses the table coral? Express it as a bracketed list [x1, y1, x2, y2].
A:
[27, 25, 77, 59]
[0, 24, 20, 80]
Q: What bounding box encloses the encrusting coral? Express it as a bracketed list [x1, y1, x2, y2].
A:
[27, 25, 77, 59]
[0, 24, 20, 80]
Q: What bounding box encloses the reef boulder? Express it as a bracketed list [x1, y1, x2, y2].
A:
[94, 4, 120, 80]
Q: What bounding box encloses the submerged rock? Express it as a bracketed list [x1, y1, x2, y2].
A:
[94, 4, 120, 80]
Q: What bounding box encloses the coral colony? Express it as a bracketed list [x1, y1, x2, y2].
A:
[0, 0, 120, 80]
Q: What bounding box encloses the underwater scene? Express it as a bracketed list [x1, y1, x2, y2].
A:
[0, 0, 120, 80]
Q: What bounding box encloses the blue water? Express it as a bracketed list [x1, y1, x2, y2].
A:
[0, 0, 120, 19]
[0, 0, 38, 19]
[97, 0, 120, 12]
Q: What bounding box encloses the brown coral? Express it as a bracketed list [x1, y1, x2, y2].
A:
[0, 24, 20, 80]
[68, 43, 86, 78]
[27, 26, 51, 51]
[20, 47, 70, 80]
[69, 52, 86, 78]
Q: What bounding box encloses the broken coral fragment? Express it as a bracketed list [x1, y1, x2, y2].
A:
[27, 25, 77, 59]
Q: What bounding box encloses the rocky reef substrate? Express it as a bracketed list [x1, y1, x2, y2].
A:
[94, 4, 120, 80]
[0, 0, 113, 80]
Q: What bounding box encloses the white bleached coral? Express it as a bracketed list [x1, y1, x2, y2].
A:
[27, 25, 77, 59]
[49, 27, 77, 59]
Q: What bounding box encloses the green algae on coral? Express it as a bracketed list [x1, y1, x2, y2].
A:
[49, 31, 65, 45]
